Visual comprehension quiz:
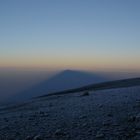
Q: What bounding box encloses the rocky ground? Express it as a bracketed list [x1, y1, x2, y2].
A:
[0, 86, 140, 140]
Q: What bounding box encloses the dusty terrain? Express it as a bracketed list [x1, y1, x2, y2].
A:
[0, 86, 140, 140]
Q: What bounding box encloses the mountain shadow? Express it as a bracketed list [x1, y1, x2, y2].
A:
[12, 70, 109, 101]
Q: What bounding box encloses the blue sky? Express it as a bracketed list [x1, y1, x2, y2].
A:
[0, 0, 140, 72]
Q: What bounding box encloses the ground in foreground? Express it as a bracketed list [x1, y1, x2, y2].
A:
[0, 86, 140, 140]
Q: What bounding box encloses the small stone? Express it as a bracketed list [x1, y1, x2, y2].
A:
[25, 136, 33, 140]
[136, 100, 140, 104]
[49, 103, 53, 107]
[136, 124, 140, 130]
[2, 126, 10, 130]
[79, 115, 86, 119]
[103, 121, 110, 126]
[134, 101, 140, 107]
[15, 132, 20, 136]
[128, 116, 136, 122]
[107, 113, 113, 117]
[4, 117, 9, 122]
[28, 117, 34, 121]
[19, 114, 23, 118]
[33, 135, 42, 140]
[112, 123, 120, 127]
[88, 129, 92, 133]
[96, 132, 104, 138]
[55, 129, 62, 135]
[54, 129, 66, 136]
[39, 111, 45, 115]
[136, 131, 140, 135]
[99, 104, 103, 108]
[125, 129, 136, 138]
[82, 91, 89, 96]
[82, 123, 88, 127]
[136, 113, 140, 121]
[8, 138, 15, 140]
[60, 107, 65, 110]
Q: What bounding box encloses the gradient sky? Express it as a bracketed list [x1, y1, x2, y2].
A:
[0, 0, 140, 72]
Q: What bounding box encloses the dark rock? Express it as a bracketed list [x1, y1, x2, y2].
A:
[40, 114, 49, 118]
[136, 124, 140, 130]
[99, 104, 103, 108]
[82, 122, 88, 127]
[19, 114, 23, 118]
[25, 136, 34, 140]
[33, 135, 42, 140]
[103, 121, 111, 126]
[49, 103, 53, 107]
[112, 123, 120, 127]
[107, 113, 113, 117]
[96, 132, 105, 138]
[54, 129, 66, 136]
[4, 117, 9, 122]
[128, 116, 136, 122]
[15, 132, 20, 136]
[39, 111, 45, 115]
[79, 115, 87, 119]
[136, 113, 140, 121]
[2, 126, 10, 130]
[136, 131, 140, 135]
[81, 91, 89, 96]
[124, 128, 136, 138]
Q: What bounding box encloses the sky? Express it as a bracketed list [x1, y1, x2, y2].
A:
[0, 0, 140, 72]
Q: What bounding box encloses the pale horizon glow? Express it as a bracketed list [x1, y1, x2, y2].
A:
[0, 0, 140, 72]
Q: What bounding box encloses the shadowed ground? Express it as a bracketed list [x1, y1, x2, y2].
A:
[0, 83, 140, 139]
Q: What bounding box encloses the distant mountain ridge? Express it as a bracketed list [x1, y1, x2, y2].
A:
[13, 70, 108, 101]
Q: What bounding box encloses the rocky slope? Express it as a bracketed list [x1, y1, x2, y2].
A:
[0, 86, 140, 140]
